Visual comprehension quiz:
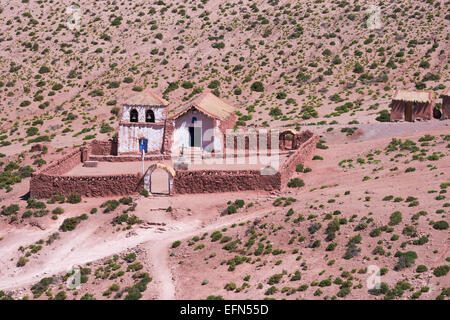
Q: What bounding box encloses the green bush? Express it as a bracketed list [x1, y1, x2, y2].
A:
[67, 193, 81, 204]
[375, 110, 390, 122]
[433, 221, 449, 230]
[287, 178, 305, 188]
[2, 204, 19, 216]
[172, 240, 181, 248]
[224, 282, 236, 291]
[433, 265, 450, 277]
[389, 211, 402, 226]
[394, 251, 418, 271]
[250, 81, 264, 92]
[31, 277, 53, 298]
[123, 253, 136, 263]
[101, 200, 120, 213]
[416, 265, 428, 273]
[59, 215, 86, 232]
[211, 231, 222, 242]
[234, 200, 245, 208]
[227, 205, 237, 214]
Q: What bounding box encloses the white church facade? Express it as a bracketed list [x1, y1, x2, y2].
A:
[117, 88, 237, 156]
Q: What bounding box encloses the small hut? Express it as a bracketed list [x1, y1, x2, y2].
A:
[442, 88, 450, 120]
[390, 90, 435, 122]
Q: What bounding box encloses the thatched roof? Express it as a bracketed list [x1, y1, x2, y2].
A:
[392, 89, 434, 103]
[170, 91, 236, 120]
[125, 88, 169, 106]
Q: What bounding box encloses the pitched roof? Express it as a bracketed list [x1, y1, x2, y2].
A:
[170, 91, 236, 120]
[392, 89, 434, 103]
[125, 87, 169, 106]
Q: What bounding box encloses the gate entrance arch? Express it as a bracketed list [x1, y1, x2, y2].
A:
[143, 163, 176, 195]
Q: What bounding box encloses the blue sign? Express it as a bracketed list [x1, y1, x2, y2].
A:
[139, 139, 148, 153]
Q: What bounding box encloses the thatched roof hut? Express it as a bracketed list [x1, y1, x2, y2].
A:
[390, 89, 435, 122]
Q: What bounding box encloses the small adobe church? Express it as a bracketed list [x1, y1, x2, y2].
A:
[117, 88, 236, 155]
[390, 89, 435, 122]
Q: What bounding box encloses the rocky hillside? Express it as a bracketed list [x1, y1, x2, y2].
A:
[0, 0, 449, 146]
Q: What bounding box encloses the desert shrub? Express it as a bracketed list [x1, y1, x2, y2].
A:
[52, 207, 64, 215]
[250, 81, 264, 92]
[123, 253, 136, 263]
[80, 293, 96, 300]
[416, 265, 428, 273]
[402, 225, 417, 237]
[433, 221, 449, 230]
[48, 193, 65, 204]
[296, 164, 304, 172]
[124, 287, 142, 300]
[17, 256, 29, 267]
[265, 286, 278, 295]
[211, 231, 222, 242]
[67, 193, 81, 204]
[224, 282, 237, 291]
[394, 251, 418, 271]
[119, 197, 133, 205]
[337, 287, 351, 297]
[54, 291, 66, 300]
[101, 200, 120, 213]
[227, 205, 237, 214]
[290, 270, 301, 281]
[370, 228, 382, 237]
[225, 199, 241, 211]
[31, 277, 53, 298]
[375, 110, 390, 122]
[268, 273, 283, 285]
[27, 198, 46, 209]
[172, 240, 181, 248]
[59, 215, 86, 232]
[389, 211, 402, 226]
[2, 204, 19, 216]
[288, 178, 304, 188]
[312, 155, 323, 160]
[308, 222, 322, 234]
[433, 265, 450, 277]
[343, 243, 360, 260]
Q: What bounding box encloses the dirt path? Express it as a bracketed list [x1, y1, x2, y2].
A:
[0, 204, 275, 298]
[148, 240, 176, 300]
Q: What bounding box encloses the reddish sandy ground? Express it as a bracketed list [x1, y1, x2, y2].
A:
[0, 121, 448, 300]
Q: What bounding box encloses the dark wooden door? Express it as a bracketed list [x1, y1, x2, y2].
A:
[405, 102, 413, 122]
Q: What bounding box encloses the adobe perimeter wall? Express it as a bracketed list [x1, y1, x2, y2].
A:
[172, 130, 318, 194]
[30, 173, 142, 198]
[90, 139, 118, 156]
[173, 170, 281, 194]
[30, 146, 143, 198]
[29, 130, 318, 198]
[280, 130, 319, 187]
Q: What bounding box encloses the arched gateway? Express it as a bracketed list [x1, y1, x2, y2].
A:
[143, 163, 176, 195]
